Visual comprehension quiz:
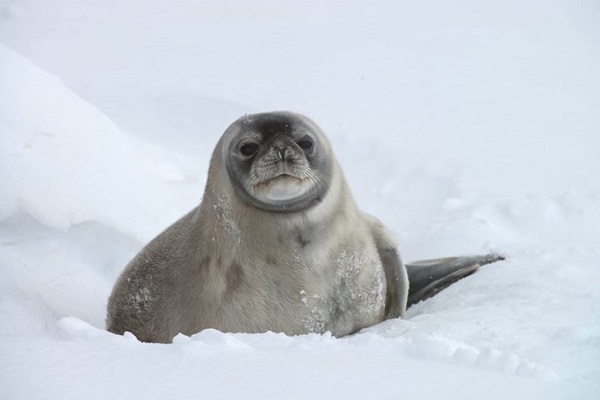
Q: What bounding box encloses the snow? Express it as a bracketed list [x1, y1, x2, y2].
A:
[1, 0, 599, 399]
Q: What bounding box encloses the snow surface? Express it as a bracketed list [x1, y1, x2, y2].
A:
[1, 1, 599, 399]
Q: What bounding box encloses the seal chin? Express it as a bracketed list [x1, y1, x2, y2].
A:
[234, 173, 325, 213]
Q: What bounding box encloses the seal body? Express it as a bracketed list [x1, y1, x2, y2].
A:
[106, 111, 502, 343]
[106, 111, 407, 343]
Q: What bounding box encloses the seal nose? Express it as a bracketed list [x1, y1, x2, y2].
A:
[276, 146, 287, 161]
[272, 137, 293, 161]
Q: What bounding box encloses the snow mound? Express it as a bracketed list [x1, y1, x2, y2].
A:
[0, 43, 198, 241]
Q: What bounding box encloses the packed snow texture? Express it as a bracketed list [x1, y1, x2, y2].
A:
[1, 1, 599, 399]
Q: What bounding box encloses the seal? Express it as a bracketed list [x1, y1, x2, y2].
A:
[106, 111, 503, 343]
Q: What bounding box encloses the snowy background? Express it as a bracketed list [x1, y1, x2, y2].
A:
[1, 1, 599, 399]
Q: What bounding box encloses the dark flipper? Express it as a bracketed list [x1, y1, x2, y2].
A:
[406, 254, 505, 307]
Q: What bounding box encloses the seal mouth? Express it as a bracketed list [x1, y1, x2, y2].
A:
[252, 173, 310, 201]
[262, 173, 300, 182]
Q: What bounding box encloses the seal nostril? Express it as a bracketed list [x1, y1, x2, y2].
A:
[277, 147, 287, 161]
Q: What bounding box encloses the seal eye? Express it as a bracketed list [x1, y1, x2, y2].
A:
[296, 137, 314, 152]
[240, 142, 259, 156]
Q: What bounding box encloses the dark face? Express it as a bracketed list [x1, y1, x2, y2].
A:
[224, 112, 331, 213]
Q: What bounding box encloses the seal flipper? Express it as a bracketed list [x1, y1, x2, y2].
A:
[405, 254, 504, 306]
[365, 214, 409, 320]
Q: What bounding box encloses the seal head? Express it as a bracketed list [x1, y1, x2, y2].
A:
[222, 111, 332, 213]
